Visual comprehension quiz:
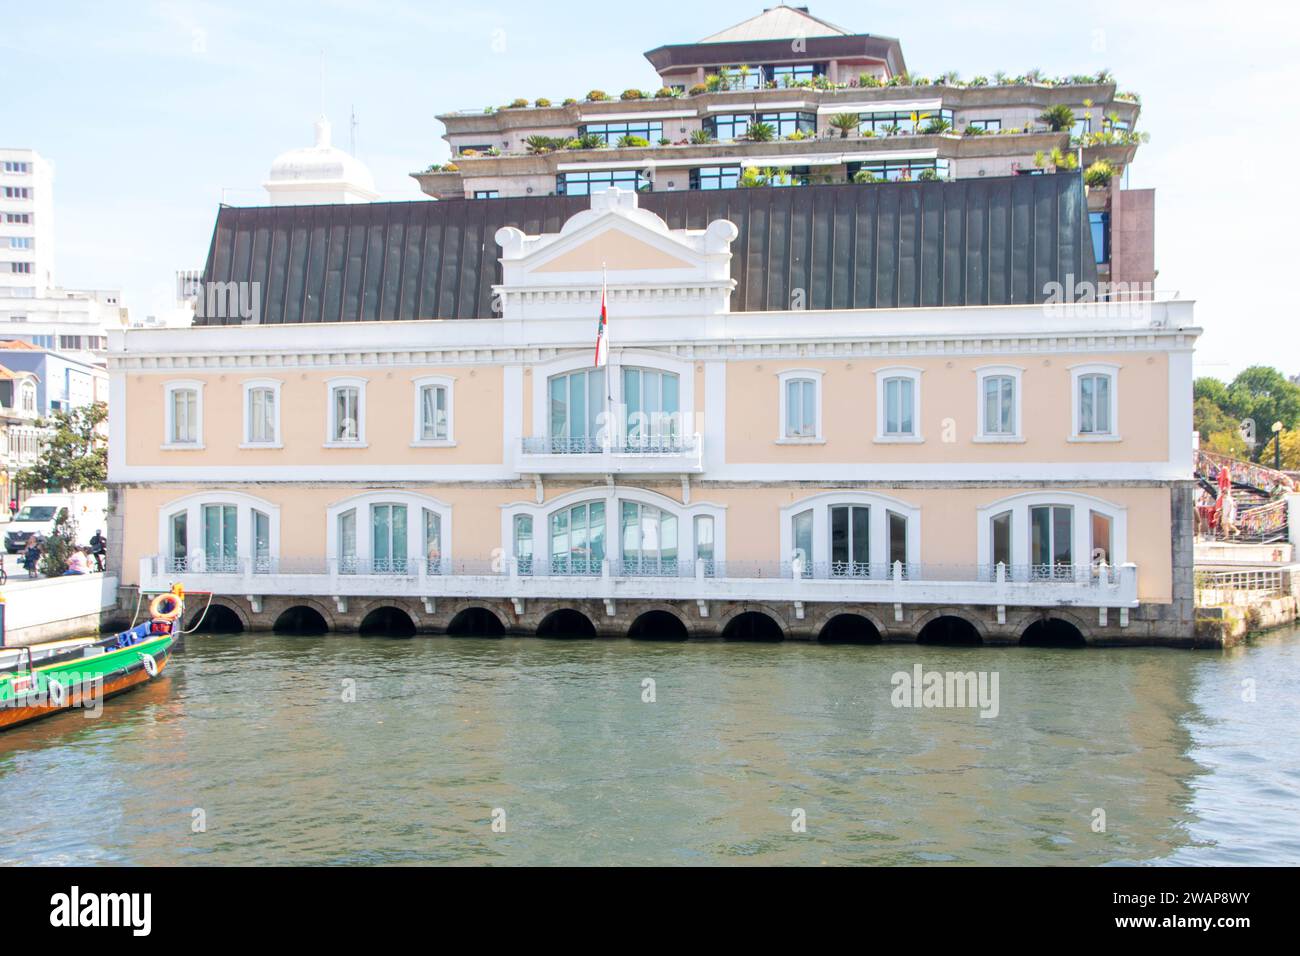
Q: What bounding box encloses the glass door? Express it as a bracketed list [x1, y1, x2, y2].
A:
[371, 504, 408, 574]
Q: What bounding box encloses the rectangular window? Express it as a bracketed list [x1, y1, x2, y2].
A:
[792, 509, 813, 576]
[420, 384, 448, 441]
[982, 375, 1015, 435]
[704, 113, 751, 140]
[830, 505, 870, 576]
[171, 388, 197, 444]
[1090, 511, 1113, 566]
[991, 511, 1012, 569]
[248, 387, 277, 443]
[252, 510, 271, 571]
[1078, 373, 1112, 434]
[1030, 505, 1073, 572]
[472, 190, 499, 199]
[848, 158, 950, 182]
[579, 120, 664, 145]
[556, 169, 649, 196]
[689, 166, 741, 190]
[332, 386, 360, 441]
[550, 502, 605, 575]
[888, 511, 907, 570]
[371, 504, 408, 574]
[857, 109, 953, 136]
[784, 378, 816, 438]
[202, 504, 237, 572]
[338, 510, 357, 573]
[967, 118, 1001, 131]
[884, 378, 915, 435]
[514, 514, 534, 575]
[548, 368, 605, 451]
[170, 512, 188, 570]
[424, 509, 442, 572]
[1089, 211, 1110, 264]
[694, 515, 715, 575]
[770, 64, 819, 86]
[8, 237, 32, 249]
[3, 187, 32, 199]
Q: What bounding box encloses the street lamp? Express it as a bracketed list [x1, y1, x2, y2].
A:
[1272, 420, 1283, 471]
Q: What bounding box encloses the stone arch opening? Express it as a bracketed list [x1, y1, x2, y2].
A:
[189, 603, 244, 634]
[447, 607, 506, 637]
[722, 611, 784, 642]
[819, 613, 883, 644]
[536, 608, 597, 639]
[628, 610, 689, 641]
[917, 615, 982, 647]
[1020, 617, 1087, 648]
[272, 605, 329, 636]
[359, 606, 416, 638]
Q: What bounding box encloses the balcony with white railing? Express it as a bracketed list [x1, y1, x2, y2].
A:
[140, 554, 1138, 609]
[515, 433, 704, 475]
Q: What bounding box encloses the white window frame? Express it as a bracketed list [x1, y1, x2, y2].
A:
[325, 490, 453, 573]
[411, 375, 456, 447]
[500, 486, 725, 573]
[162, 380, 204, 450]
[975, 491, 1127, 571]
[875, 366, 923, 443]
[776, 368, 825, 444]
[1070, 363, 1121, 442]
[241, 378, 283, 448]
[974, 364, 1024, 442]
[157, 491, 281, 572]
[325, 376, 368, 447]
[527, 350, 697, 450]
[778, 491, 921, 571]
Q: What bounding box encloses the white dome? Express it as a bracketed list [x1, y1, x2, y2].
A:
[264, 117, 379, 205]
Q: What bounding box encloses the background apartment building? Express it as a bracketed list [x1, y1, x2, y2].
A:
[0, 146, 129, 363]
[416, 6, 1152, 289]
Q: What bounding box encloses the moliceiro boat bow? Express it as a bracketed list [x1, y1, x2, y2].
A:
[0, 587, 186, 732]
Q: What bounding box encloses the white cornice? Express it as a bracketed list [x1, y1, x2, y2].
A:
[108, 327, 1199, 373]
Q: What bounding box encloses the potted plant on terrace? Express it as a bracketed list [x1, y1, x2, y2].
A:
[828, 113, 860, 138]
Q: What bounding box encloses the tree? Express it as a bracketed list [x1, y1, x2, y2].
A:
[1225, 366, 1300, 439]
[38, 507, 78, 578]
[18, 401, 107, 492]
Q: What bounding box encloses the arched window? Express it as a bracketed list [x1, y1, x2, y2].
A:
[780, 492, 920, 579]
[158, 492, 279, 574]
[977, 492, 1126, 581]
[504, 488, 723, 578]
[327, 492, 451, 576]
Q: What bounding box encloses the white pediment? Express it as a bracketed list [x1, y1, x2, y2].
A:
[493, 188, 737, 320]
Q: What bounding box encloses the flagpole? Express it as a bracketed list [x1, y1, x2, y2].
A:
[602, 262, 613, 455]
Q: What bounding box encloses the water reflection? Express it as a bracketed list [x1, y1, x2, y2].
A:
[2, 629, 1297, 865]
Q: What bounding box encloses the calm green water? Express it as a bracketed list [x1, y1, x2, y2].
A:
[2, 628, 1298, 866]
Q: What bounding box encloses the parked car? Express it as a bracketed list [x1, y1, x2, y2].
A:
[4, 492, 108, 554]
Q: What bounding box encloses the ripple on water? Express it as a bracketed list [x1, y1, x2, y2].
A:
[1, 631, 1298, 865]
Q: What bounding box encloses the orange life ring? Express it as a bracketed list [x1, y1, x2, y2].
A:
[149, 592, 183, 621]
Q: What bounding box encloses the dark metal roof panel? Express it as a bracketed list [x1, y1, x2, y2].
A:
[197, 174, 1096, 325]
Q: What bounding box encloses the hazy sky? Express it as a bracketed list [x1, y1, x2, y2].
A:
[4, 0, 1297, 380]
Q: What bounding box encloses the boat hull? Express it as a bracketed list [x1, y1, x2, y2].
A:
[0, 632, 175, 732]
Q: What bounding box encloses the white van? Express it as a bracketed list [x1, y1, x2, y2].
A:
[4, 492, 108, 553]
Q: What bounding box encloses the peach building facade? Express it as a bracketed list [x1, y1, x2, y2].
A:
[108, 186, 1199, 644]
